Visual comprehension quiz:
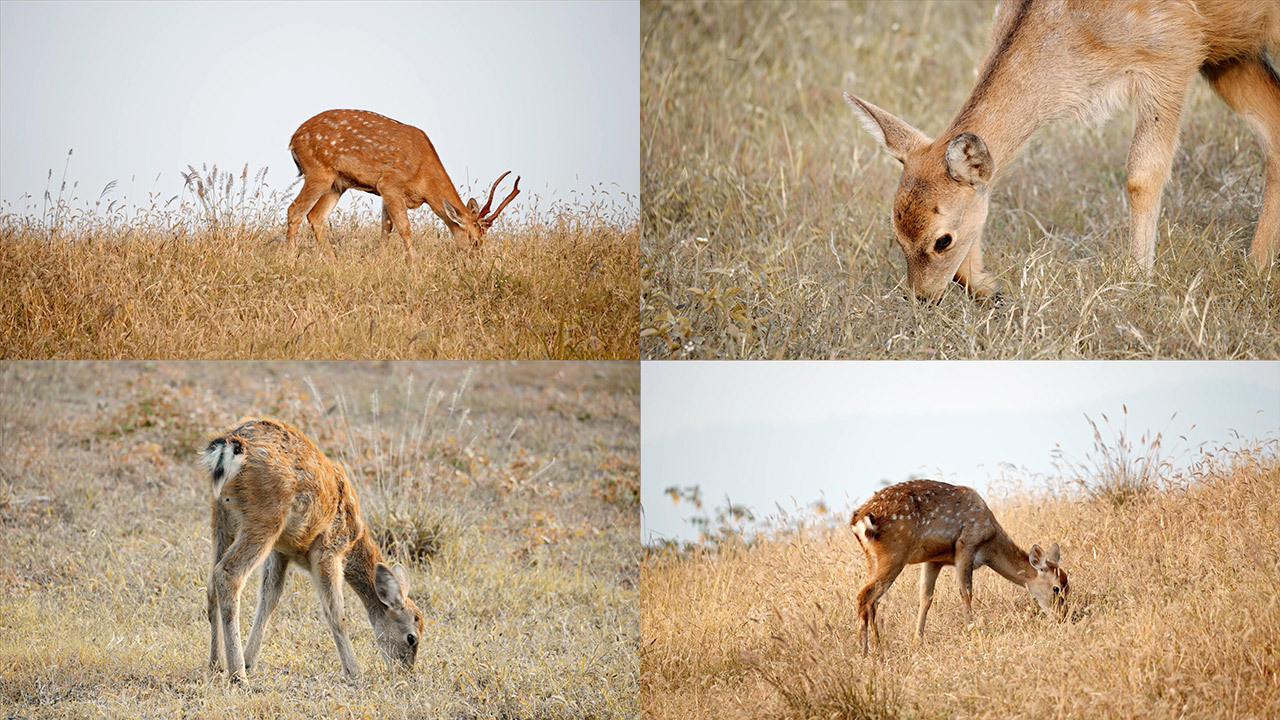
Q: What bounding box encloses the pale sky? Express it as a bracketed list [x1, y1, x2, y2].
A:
[642, 362, 1280, 543]
[0, 1, 639, 222]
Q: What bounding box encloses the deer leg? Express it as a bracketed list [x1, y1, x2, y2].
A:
[286, 179, 331, 255]
[242, 550, 289, 675]
[376, 202, 391, 249]
[914, 561, 944, 645]
[1204, 57, 1280, 270]
[310, 556, 361, 678]
[954, 232, 999, 299]
[207, 511, 233, 672]
[306, 190, 343, 262]
[954, 543, 977, 628]
[381, 194, 415, 261]
[214, 524, 284, 684]
[856, 558, 905, 655]
[1126, 74, 1194, 273]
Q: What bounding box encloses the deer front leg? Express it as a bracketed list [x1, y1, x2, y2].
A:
[914, 562, 943, 645]
[1126, 78, 1193, 272]
[381, 194, 415, 261]
[243, 551, 289, 675]
[954, 232, 999, 299]
[311, 559, 361, 678]
[954, 543, 976, 628]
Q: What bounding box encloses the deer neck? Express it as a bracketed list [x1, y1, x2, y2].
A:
[943, 25, 1068, 172]
[983, 528, 1037, 587]
[343, 531, 387, 617]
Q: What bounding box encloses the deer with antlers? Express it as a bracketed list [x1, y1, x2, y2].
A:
[846, 0, 1280, 302]
[202, 418, 423, 682]
[286, 109, 520, 260]
[850, 479, 1068, 654]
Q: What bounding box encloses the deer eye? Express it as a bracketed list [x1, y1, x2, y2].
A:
[934, 234, 952, 252]
[407, 634, 417, 647]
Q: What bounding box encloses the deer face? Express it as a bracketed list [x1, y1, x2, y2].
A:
[1025, 542, 1069, 619]
[845, 93, 995, 301]
[442, 200, 485, 251]
[372, 563, 425, 669]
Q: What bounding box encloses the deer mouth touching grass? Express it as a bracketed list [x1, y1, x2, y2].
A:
[202, 418, 424, 683]
[845, 0, 1280, 303]
[850, 479, 1068, 654]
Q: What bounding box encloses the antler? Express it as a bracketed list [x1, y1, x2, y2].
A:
[478, 171, 520, 222]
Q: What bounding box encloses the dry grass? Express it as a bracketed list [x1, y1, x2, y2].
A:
[641, 439, 1280, 719]
[0, 361, 639, 719]
[640, 1, 1280, 359]
[0, 165, 639, 360]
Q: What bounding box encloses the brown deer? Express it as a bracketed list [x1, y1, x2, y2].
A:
[850, 479, 1068, 654]
[845, 0, 1280, 302]
[201, 418, 423, 682]
[286, 109, 520, 260]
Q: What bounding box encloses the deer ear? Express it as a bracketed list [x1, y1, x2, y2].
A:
[375, 563, 405, 609]
[1047, 542, 1061, 565]
[944, 132, 993, 186]
[466, 197, 480, 215]
[1028, 544, 1046, 570]
[392, 562, 411, 593]
[844, 91, 930, 164]
[441, 199, 461, 225]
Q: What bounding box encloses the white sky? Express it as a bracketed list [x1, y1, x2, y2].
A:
[642, 362, 1280, 543]
[0, 1, 639, 222]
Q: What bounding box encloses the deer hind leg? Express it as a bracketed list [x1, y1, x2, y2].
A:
[306, 190, 343, 262]
[856, 556, 905, 655]
[1125, 73, 1195, 272]
[242, 550, 289, 675]
[213, 523, 284, 683]
[310, 556, 361, 678]
[914, 561, 944, 645]
[286, 178, 331, 254]
[381, 194, 415, 260]
[1204, 57, 1280, 269]
[207, 512, 233, 672]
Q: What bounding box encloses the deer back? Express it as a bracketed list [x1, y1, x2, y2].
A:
[851, 480, 1000, 565]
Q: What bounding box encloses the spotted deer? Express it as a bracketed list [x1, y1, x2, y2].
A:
[845, 0, 1280, 302]
[286, 109, 520, 260]
[202, 418, 423, 682]
[850, 480, 1068, 654]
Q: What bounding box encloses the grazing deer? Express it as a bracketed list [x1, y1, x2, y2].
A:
[286, 109, 520, 260]
[201, 418, 423, 682]
[850, 480, 1068, 654]
[845, 0, 1280, 302]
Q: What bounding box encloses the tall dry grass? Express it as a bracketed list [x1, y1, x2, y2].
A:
[0, 361, 639, 719]
[641, 1, 1280, 359]
[0, 163, 639, 359]
[641, 438, 1280, 719]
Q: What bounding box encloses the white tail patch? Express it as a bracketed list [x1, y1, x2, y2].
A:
[202, 439, 244, 497]
[852, 515, 877, 545]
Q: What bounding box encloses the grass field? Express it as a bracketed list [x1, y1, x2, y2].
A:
[640, 1, 1280, 359]
[0, 361, 639, 719]
[0, 167, 639, 360]
[641, 437, 1280, 719]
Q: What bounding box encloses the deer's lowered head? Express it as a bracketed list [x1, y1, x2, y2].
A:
[844, 92, 997, 302]
[440, 171, 522, 251]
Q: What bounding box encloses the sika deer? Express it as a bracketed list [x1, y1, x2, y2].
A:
[286, 109, 520, 260]
[845, 0, 1280, 302]
[849, 480, 1067, 654]
[202, 418, 423, 682]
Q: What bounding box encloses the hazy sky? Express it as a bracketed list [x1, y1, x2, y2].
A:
[642, 362, 1280, 543]
[0, 1, 639, 221]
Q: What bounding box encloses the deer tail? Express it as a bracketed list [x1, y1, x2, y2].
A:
[201, 435, 245, 496]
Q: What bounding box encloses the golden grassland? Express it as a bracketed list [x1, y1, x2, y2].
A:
[0, 361, 639, 719]
[641, 441, 1280, 719]
[641, 1, 1280, 359]
[0, 171, 639, 360]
